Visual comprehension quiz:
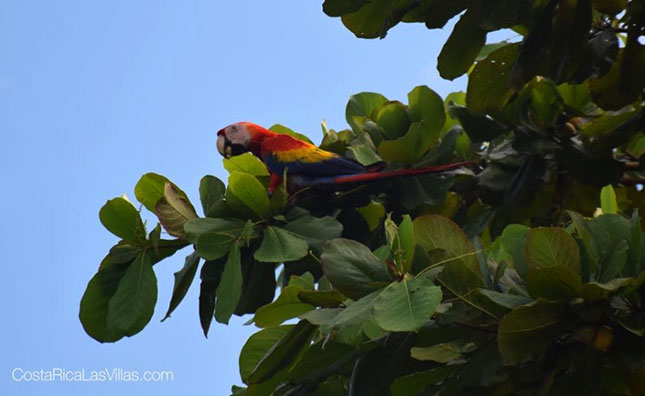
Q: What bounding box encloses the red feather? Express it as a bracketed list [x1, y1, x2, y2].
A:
[331, 162, 472, 184]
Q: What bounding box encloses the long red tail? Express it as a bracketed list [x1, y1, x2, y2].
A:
[332, 161, 473, 184]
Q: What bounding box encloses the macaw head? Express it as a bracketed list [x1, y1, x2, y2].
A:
[216, 122, 271, 158]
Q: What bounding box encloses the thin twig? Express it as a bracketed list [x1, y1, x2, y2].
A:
[416, 250, 483, 279]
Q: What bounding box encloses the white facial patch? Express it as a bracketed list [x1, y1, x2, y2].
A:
[226, 124, 251, 147]
[217, 135, 226, 156]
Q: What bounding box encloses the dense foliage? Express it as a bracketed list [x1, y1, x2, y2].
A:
[81, 0, 645, 394]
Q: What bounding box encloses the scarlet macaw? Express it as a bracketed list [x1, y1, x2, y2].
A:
[217, 122, 469, 194]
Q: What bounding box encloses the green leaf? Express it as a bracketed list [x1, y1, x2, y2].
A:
[626, 132, 645, 158]
[99, 197, 146, 243]
[148, 239, 189, 265]
[345, 92, 388, 133]
[269, 124, 314, 144]
[524, 227, 582, 299]
[527, 265, 583, 300]
[106, 243, 140, 266]
[384, 215, 398, 257]
[375, 101, 411, 140]
[525, 227, 580, 272]
[437, 7, 487, 80]
[320, 239, 392, 300]
[476, 41, 510, 61]
[254, 226, 309, 263]
[598, 239, 628, 283]
[254, 285, 315, 328]
[323, 293, 384, 346]
[247, 321, 317, 384]
[581, 277, 637, 302]
[589, 214, 632, 261]
[185, 218, 250, 261]
[399, 173, 455, 210]
[184, 218, 249, 261]
[79, 264, 128, 343]
[377, 121, 442, 164]
[339, 0, 414, 39]
[454, 128, 471, 159]
[348, 141, 384, 166]
[442, 92, 466, 132]
[195, 233, 238, 261]
[226, 171, 271, 219]
[287, 340, 357, 382]
[134, 173, 190, 213]
[234, 258, 277, 316]
[467, 43, 519, 115]
[149, 223, 161, 252]
[397, 215, 416, 273]
[447, 104, 508, 143]
[161, 251, 200, 321]
[154, 183, 197, 238]
[359, 120, 387, 146]
[373, 276, 442, 332]
[500, 224, 530, 279]
[199, 175, 226, 217]
[589, 44, 645, 111]
[498, 299, 567, 366]
[356, 202, 385, 232]
[239, 325, 294, 384]
[557, 82, 592, 110]
[287, 272, 315, 290]
[567, 211, 600, 272]
[106, 252, 157, 337]
[323, 0, 367, 17]
[281, 213, 344, 250]
[628, 209, 642, 276]
[320, 126, 353, 154]
[581, 110, 636, 137]
[214, 243, 242, 324]
[477, 289, 532, 310]
[414, 215, 504, 319]
[184, 218, 246, 242]
[223, 153, 269, 176]
[297, 290, 346, 308]
[407, 85, 446, 130]
[519, 77, 565, 129]
[413, 214, 480, 279]
[300, 307, 344, 326]
[199, 258, 225, 337]
[600, 184, 618, 215]
[387, 214, 415, 273]
[301, 290, 380, 340]
[410, 340, 477, 363]
[403, 0, 468, 28]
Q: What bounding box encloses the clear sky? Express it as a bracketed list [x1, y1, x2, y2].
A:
[0, 1, 478, 395]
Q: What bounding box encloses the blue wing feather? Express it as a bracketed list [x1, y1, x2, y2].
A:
[263, 154, 366, 176]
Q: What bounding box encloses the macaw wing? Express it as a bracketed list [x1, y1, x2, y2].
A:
[261, 135, 366, 176]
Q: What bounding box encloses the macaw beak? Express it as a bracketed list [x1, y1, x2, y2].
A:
[217, 129, 234, 158]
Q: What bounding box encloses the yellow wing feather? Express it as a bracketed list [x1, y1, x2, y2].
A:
[273, 145, 339, 163]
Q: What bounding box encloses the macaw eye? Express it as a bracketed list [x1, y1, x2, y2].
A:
[217, 135, 226, 156]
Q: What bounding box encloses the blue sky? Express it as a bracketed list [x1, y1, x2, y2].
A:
[0, 1, 480, 394]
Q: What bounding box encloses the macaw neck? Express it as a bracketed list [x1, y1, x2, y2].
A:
[248, 129, 278, 158]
